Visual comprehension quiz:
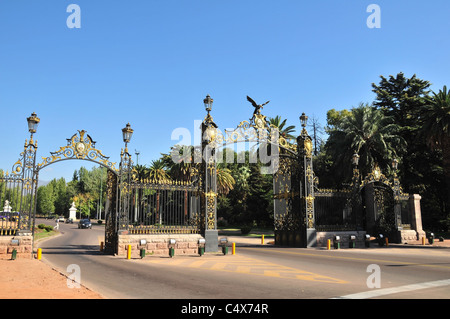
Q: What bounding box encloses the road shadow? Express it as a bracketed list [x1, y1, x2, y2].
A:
[38, 244, 104, 256]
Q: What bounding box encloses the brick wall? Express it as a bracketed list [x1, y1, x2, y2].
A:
[316, 231, 367, 247]
[0, 235, 33, 259]
[117, 233, 204, 258]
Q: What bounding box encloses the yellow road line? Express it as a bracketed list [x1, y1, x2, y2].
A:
[235, 266, 252, 274]
[142, 255, 347, 284]
[264, 270, 281, 277]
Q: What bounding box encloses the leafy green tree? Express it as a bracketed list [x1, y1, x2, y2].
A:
[421, 85, 450, 227]
[35, 166, 108, 219]
[371, 72, 447, 230]
[422, 86, 450, 174]
[46, 178, 69, 215]
[325, 103, 405, 183]
[37, 185, 54, 216]
[245, 163, 273, 228]
[372, 72, 431, 128]
[73, 192, 94, 218]
[325, 109, 353, 132]
[371, 72, 433, 189]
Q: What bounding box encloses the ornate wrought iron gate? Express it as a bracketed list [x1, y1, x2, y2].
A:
[0, 113, 134, 255]
[273, 114, 317, 247]
[199, 95, 318, 248]
[0, 140, 37, 235]
[4, 103, 416, 253]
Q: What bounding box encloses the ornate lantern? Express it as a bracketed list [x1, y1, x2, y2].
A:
[122, 123, 134, 144]
[27, 112, 40, 134]
[203, 94, 213, 113]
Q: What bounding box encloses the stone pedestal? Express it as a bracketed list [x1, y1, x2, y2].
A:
[204, 230, 218, 252]
[409, 194, 426, 240]
[306, 229, 317, 247]
[69, 202, 77, 221]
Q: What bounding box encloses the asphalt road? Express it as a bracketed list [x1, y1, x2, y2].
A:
[36, 218, 450, 301]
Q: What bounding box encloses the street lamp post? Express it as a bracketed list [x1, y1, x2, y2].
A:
[118, 123, 134, 231]
[22, 112, 40, 246]
[27, 112, 40, 137]
[122, 123, 134, 151]
[203, 94, 213, 114]
[297, 112, 316, 247]
[201, 95, 218, 252]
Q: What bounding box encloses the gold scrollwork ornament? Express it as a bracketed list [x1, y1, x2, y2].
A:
[304, 139, 312, 157]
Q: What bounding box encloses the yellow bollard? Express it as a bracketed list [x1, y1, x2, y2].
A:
[232, 242, 236, 255]
[385, 237, 389, 247]
[127, 244, 131, 259]
[422, 237, 426, 245]
[327, 239, 332, 250]
[37, 248, 42, 260]
[100, 242, 104, 251]
[261, 235, 265, 245]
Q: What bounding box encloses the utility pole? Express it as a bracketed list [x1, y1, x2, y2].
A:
[135, 149, 140, 165]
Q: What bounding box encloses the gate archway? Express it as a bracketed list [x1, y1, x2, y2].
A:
[198, 95, 316, 248]
[0, 112, 134, 255]
[359, 164, 406, 241]
[34, 129, 132, 254]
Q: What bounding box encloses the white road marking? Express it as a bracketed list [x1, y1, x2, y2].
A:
[333, 279, 450, 299]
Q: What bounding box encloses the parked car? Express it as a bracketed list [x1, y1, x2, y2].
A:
[65, 218, 73, 224]
[78, 219, 92, 229]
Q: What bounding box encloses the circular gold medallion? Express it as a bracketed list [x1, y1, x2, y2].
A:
[76, 142, 85, 153]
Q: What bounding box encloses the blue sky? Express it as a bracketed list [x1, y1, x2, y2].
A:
[1, 0, 449, 182]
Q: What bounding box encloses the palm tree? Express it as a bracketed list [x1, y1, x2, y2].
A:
[148, 159, 171, 182]
[326, 103, 406, 181]
[146, 159, 171, 224]
[421, 85, 450, 208]
[268, 116, 296, 139]
[216, 167, 235, 195]
[133, 164, 149, 181]
[161, 145, 199, 183]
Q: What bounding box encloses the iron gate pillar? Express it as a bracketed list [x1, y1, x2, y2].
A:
[200, 95, 219, 252]
[297, 113, 317, 247]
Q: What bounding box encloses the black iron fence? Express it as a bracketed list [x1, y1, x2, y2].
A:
[0, 212, 20, 235]
[314, 189, 357, 231]
[0, 171, 33, 234]
[126, 180, 201, 234]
